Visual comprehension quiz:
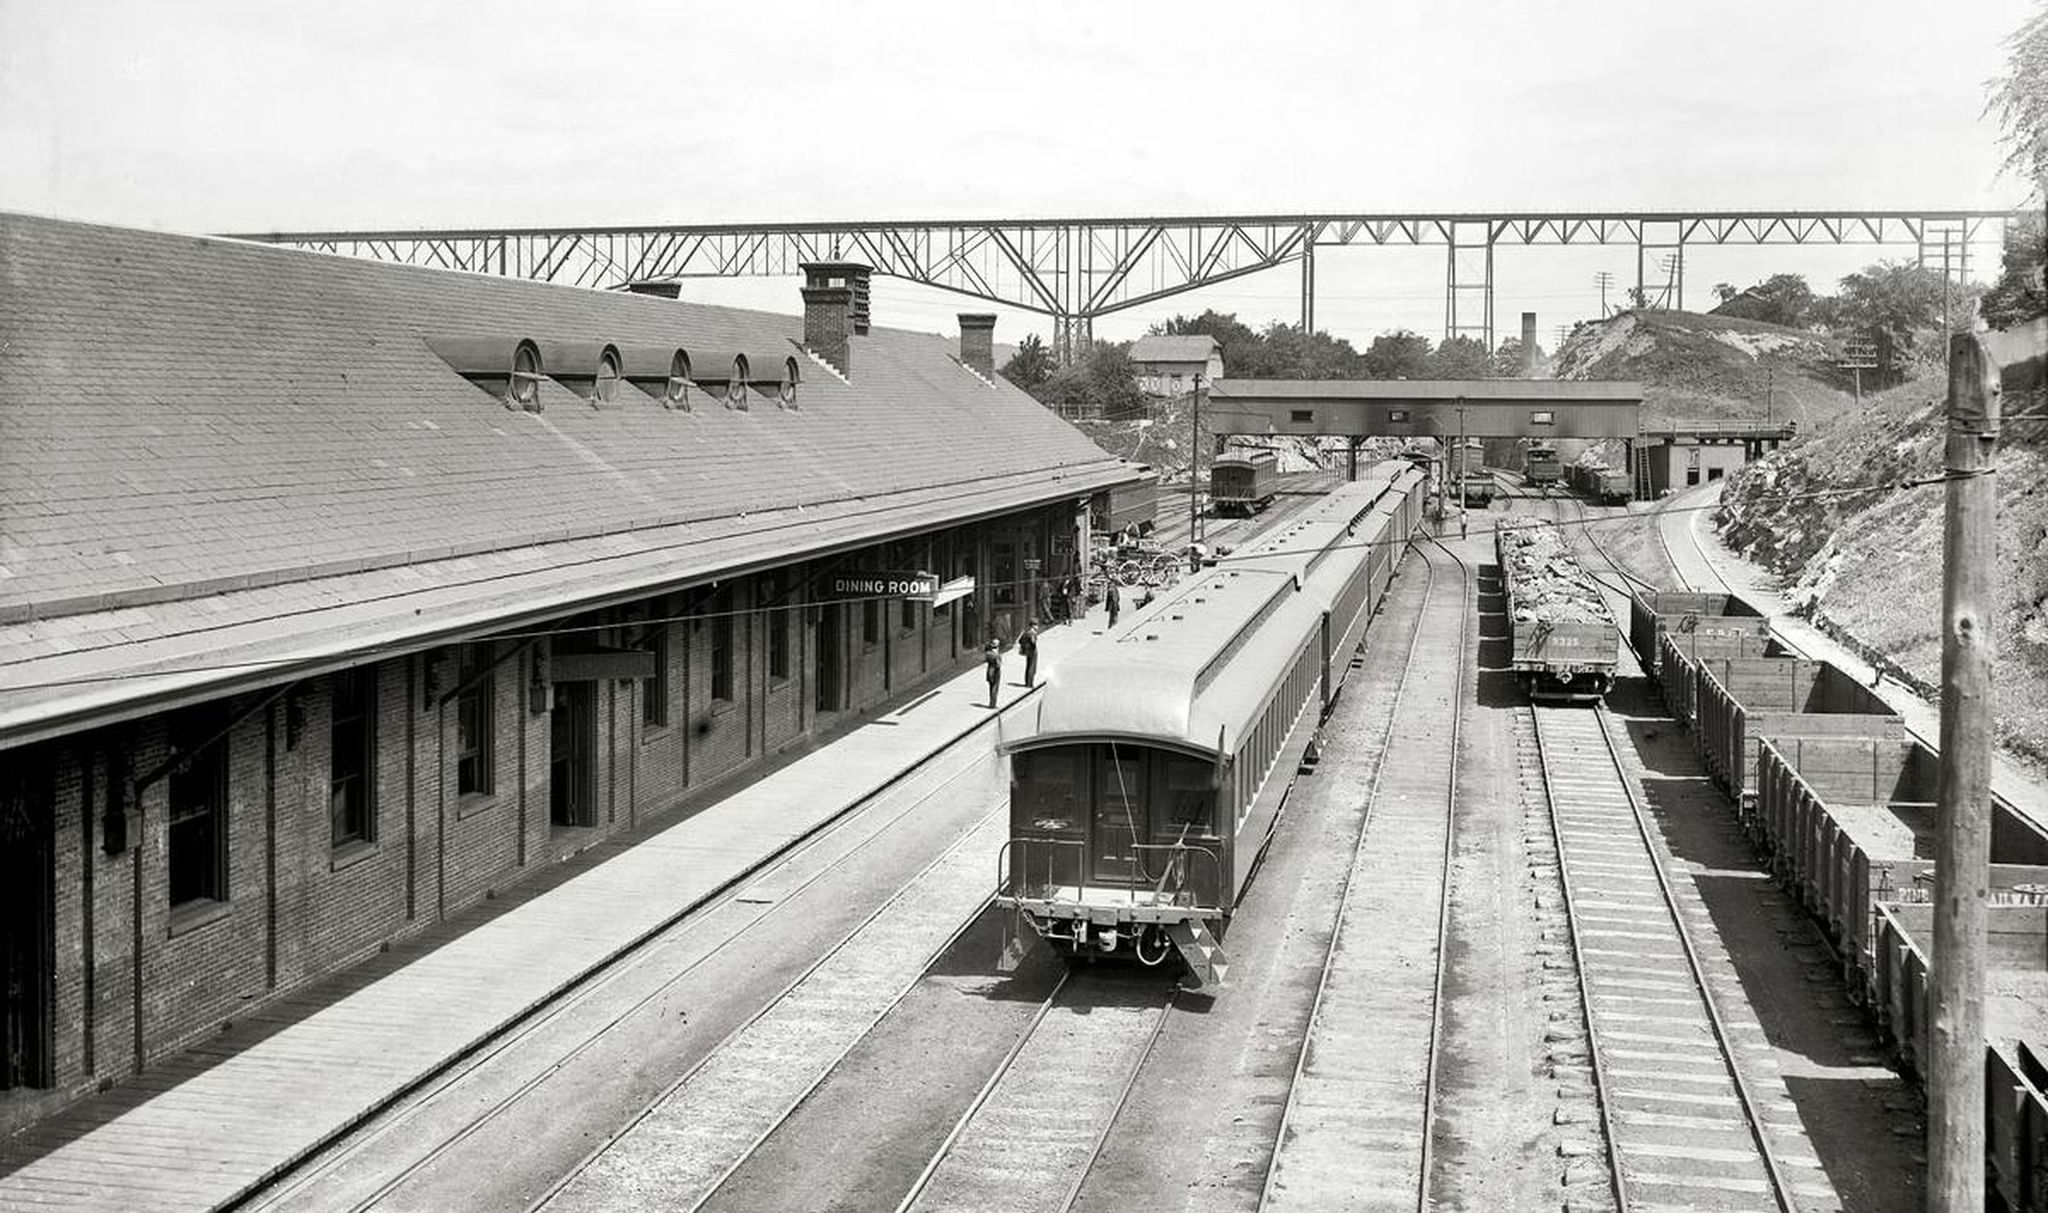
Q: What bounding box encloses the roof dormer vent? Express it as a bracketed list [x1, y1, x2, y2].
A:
[620, 346, 693, 410]
[425, 336, 547, 412]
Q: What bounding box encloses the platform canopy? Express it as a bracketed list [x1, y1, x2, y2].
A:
[1206, 379, 1643, 439]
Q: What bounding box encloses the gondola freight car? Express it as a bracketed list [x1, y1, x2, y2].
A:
[1565, 460, 1631, 504]
[1209, 450, 1280, 517]
[1496, 516, 1616, 701]
[997, 462, 1427, 991]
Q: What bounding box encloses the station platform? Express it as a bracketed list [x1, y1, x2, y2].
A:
[0, 612, 1112, 1212]
[1656, 484, 2048, 829]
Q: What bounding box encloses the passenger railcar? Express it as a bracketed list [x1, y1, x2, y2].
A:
[1524, 444, 1561, 487]
[1209, 450, 1280, 516]
[998, 464, 1427, 991]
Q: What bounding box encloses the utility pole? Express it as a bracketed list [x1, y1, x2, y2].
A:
[1927, 319, 2044, 1213]
[1765, 366, 1774, 429]
[1594, 271, 1614, 317]
[1190, 372, 1203, 551]
[1456, 400, 1468, 538]
[1927, 331, 1998, 1212]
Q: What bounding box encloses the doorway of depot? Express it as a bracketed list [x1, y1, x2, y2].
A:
[815, 602, 843, 713]
[1, 769, 52, 1091]
[550, 681, 597, 828]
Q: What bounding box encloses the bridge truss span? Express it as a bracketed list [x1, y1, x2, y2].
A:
[230, 208, 2022, 362]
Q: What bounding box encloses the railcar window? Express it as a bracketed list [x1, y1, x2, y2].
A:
[166, 707, 229, 906]
[1016, 749, 1085, 831]
[1161, 756, 1213, 832]
[329, 666, 377, 847]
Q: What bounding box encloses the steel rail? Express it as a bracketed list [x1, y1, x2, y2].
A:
[234, 734, 997, 1213]
[525, 804, 1007, 1213]
[1254, 525, 1468, 1213]
[1588, 702, 1803, 1213]
[1051, 996, 1177, 1213]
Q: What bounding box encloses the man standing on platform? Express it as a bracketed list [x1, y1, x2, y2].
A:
[983, 639, 1002, 708]
[1106, 581, 1121, 628]
[1019, 622, 1040, 688]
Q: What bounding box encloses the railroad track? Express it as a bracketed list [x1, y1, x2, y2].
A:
[239, 740, 1001, 1213]
[1529, 702, 1829, 1212]
[523, 805, 1009, 1213]
[889, 972, 1173, 1213]
[1257, 533, 1471, 1213]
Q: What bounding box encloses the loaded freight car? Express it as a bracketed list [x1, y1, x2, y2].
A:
[1566, 460, 1631, 504]
[1495, 517, 1616, 702]
[1209, 450, 1280, 517]
[997, 463, 1427, 992]
[1524, 444, 1561, 487]
[1628, 589, 1772, 678]
[1872, 904, 2048, 1213]
[1756, 734, 2048, 984]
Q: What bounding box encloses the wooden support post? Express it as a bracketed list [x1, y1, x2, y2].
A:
[1926, 331, 1999, 1212]
[1347, 436, 1358, 482]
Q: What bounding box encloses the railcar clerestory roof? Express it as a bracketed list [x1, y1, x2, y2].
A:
[0, 212, 1143, 746]
[1005, 469, 1418, 757]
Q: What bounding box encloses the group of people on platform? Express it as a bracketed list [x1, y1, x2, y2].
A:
[979, 574, 1127, 708]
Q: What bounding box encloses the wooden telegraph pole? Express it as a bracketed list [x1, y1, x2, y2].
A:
[1925, 318, 2041, 1211]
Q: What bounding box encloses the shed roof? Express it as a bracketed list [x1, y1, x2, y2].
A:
[0, 213, 1140, 745]
[1128, 335, 1222, 366]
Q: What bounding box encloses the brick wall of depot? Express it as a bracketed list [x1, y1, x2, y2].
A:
[8, 502, 1077, 1120]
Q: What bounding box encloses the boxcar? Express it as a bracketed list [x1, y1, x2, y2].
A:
[1209, 450, 1280, 517]
[1096, 476, 1159, 538]
[1524, 444, 1561, 487]
[997, 463, 1427, 991]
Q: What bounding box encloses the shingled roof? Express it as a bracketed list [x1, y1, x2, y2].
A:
[0, 213, 1140, 745]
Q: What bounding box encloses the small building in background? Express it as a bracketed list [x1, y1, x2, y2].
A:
[1128, 334, 1224, 397]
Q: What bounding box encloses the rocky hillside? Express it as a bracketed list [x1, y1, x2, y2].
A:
[1553, 310, 1855, 428]
[1717, 373, 2048, 770]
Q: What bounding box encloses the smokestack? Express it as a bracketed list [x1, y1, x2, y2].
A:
[959, 313, 996, 377]
[1520, 312, 1538, 376]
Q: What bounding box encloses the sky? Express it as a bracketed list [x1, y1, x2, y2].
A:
[2, 0, 2039, 348]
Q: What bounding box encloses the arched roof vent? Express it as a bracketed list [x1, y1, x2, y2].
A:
[619, 346, 693, 410]
[425, 336, 547, 412]
[742, 351, 802, 409]
[533, 340, 620, 407]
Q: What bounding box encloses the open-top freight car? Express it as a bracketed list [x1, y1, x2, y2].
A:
[1209, 449, 1280, 517]
[1495, 516, 1616, 702]
[996, 463, 1427, 991]
[1629, 589, 1774, 682]
[1756, 733, 2048, 986]
[1524, 443, 1561, 486]
[1690, 657, 1903, 811]
[1565, 460, 1631, 504]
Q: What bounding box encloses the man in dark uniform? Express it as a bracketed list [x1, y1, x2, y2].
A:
[983, 639, 1002, 708]
[1106, 581, 1121, 628]
[1019, 623, 1040, 688]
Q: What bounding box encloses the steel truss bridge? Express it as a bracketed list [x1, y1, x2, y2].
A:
[231, 209, 2021, 362]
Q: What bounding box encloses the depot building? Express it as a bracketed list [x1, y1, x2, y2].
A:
[0, 213, 1143, 1125]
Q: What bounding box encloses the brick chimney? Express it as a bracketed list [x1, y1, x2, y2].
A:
[1520, 312, 1538, 376]
[959, 313, 997, 377]
[801, 283, 852, 376]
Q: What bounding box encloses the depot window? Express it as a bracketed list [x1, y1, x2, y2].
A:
[457, 644, 495, 797]
[167, 708, 229, 907]
[711, 588, 735, 702]
[1290, 409, 1314, 424]
[329, 666, 377, 847]
[765, 576, 790, 681]
[641, 629, 670, 727]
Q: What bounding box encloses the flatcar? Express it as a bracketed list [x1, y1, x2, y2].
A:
[1209, 449, 1280, 516]
[1496, 516, 1616, 701]
[997, 463, 1428, 992]
[1094, 475, 1158, 538]
[1524, 444, 1561, 487]
[1565, 460, 1631, 504]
